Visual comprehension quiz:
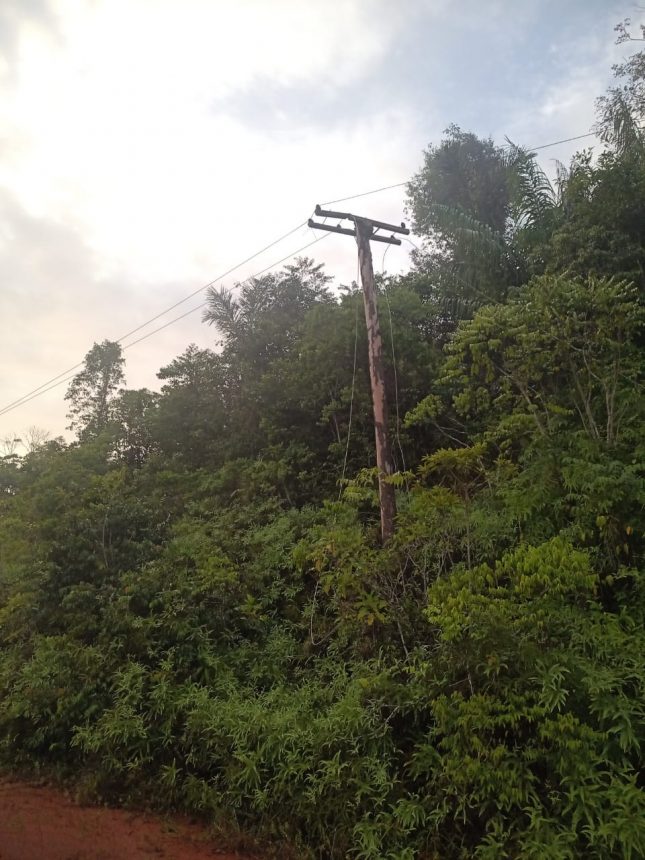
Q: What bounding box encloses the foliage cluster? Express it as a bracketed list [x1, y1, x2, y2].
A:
[2, 30, 645, 859]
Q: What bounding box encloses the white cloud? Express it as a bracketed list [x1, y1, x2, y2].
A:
[0, 0, 402, 271]
[500, 5, 645, 169]
[0, 0, 420, 438]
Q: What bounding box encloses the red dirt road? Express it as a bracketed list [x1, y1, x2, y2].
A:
[0, 777, 255, 860]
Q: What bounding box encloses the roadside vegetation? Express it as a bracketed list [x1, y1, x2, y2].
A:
[2, 26, 645, 859]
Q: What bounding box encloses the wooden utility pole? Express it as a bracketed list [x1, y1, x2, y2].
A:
[308, 205, 409, 543]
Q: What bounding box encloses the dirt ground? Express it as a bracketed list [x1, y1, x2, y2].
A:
[0, 777, 256, 860]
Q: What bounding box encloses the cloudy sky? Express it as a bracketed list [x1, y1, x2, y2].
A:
[0, 0, 640, 442]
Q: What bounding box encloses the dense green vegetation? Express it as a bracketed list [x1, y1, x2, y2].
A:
[2, 32, 645, 860]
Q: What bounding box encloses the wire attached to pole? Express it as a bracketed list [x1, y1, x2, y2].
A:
[339, 257, 360, 499]
[380, 244, 406, 474]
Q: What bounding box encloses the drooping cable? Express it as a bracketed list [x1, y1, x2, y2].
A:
[121, 232, 329, 351]
[323, 182, 407, 208]
[0, 219, 311, 416]
[339, 257, 360, 499]
[321, 127, 603, 211]
[117, 220, 311, 343]
[1, 126, 614, 420]
[0, 232, 330, 419]
[380, 244, 406, 473]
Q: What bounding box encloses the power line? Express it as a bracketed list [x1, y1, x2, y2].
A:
[4, 169, 415, 418]
[380, 246, 406, 474]
[323, 182, 408, 207]
[0, 233, 330, 420]
[0, 219, 311, 416]
[117, 219, 311, 343]
[121, 233, 330, 351]
[321, 128, 602, 208]
[339, 258, 360, 499]
[0, 125, 611, 421]
[530, 131, 596, 151]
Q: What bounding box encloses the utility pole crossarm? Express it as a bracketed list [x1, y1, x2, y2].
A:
[306, 219, 356, 238]
[315, 205, 410, 236]
[308, 218, 402, 245]
[314, 204, 354, 222]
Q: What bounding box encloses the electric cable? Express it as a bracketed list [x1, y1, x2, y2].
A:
[339, 257, 360, 498]
[121, 232, 329, 351]
[0, 219, 311, 416]
[0, 123, 617, 420]
[0, 232, 330, 419]
[321, 127, 603, 208]
[380, 244, 406, 473]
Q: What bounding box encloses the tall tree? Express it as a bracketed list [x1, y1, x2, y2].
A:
[406, 126, 566, 319]
[203, 257, 332, 374]
[596, 19, 645, 153]
[65, 340, 125, 441]
[154, 344, 227, 467]
[111, 388, 159, 467]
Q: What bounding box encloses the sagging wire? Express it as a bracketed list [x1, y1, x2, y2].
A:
[381, 244, 407, 474]
[339, 255, 360, 499]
